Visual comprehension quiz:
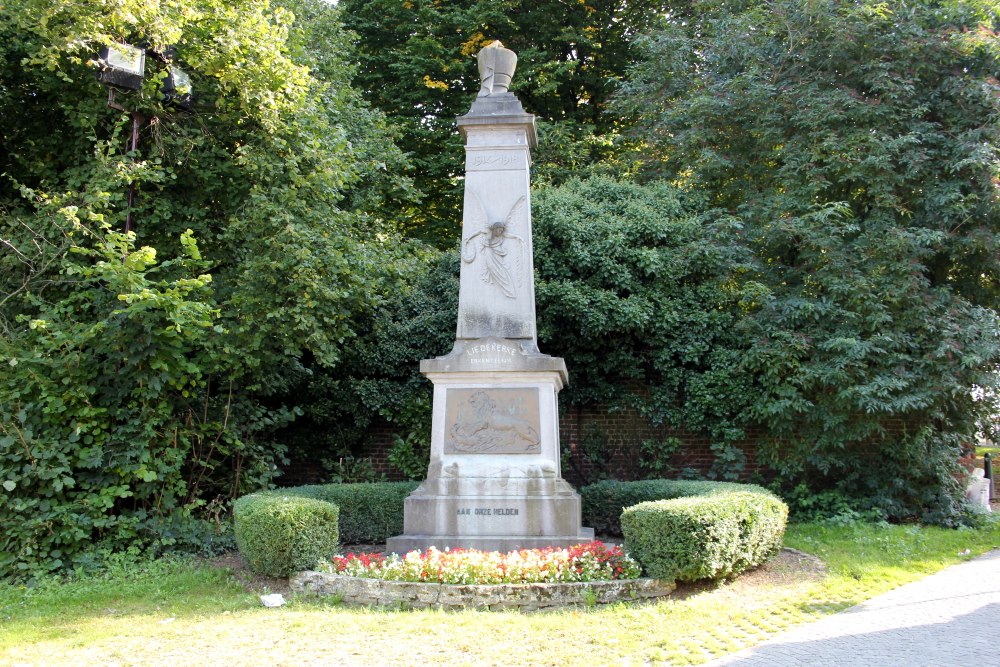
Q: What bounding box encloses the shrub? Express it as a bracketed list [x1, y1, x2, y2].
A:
[621, 489, 788, 582]
[233, 494, 339, 577]
[776, 483, 888, 524]
[272, 481, 420, 544]
[581, 479, 764, 536]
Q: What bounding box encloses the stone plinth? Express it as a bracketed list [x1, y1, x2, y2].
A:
[386, 340, 593, 554]
[967, 468, 992, 511]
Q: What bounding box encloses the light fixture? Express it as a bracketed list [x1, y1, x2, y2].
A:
[162, 67, 194, 109]
[96, 43, 146, 90]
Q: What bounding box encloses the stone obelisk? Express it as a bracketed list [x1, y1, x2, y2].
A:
[387, 42, 594, 554]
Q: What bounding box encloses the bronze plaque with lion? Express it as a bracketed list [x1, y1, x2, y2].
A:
[444, 388, 541, 455]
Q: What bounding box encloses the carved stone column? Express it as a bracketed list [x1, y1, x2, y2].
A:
[386, 42, 593, 554]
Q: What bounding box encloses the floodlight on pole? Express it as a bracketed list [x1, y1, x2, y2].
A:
[95, 42, 148, 233]
[162, 67, 194, 109]
[96, 43, 146, 90]
[95, 41, 196, 234]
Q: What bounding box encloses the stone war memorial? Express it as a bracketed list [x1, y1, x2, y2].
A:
[386, 42, 594, 554]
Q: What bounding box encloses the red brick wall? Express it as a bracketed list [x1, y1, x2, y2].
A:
[280, 397, 761, 486]
[557, 402, 760, 486]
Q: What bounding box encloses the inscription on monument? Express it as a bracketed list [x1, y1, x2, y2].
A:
[456, 507, 521, 516]
[469, 152, 519, 170]
[466, 340, 519, 366]
[444, 387, 541, 454]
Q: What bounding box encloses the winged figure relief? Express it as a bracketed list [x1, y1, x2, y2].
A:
[461, 192, 527, 299]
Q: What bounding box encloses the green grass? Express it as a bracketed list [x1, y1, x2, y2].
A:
[976, 445, 1000, 459]
[2, 519, 999, 666]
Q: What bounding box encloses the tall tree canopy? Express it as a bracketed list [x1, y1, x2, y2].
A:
[0, 0, 408, 578]
[337, 0, 668, 243]
[620, 0, 1000, 521]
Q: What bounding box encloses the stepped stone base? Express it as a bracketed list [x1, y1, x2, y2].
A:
[386, 341, 592, 554]
[388, 475, 593, 554]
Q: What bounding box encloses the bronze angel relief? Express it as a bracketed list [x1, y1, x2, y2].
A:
[461, 191, 527, 299]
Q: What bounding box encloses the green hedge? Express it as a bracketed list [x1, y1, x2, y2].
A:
[275, 481, 420, 545]
[621, 488, 788, 582]
[233, 494, 340, 577]
[581, 479, 764, 536]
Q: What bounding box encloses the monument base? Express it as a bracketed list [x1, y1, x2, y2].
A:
[387, 477, 594, 555]
[386, 339, 593, 555]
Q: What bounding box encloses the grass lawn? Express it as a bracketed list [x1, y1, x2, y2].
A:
[2, 520, 999, 666]
[976, 444, 1000, 459]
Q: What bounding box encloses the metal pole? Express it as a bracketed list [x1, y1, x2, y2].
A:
[985, 453, 993, 501]
[124, 111, 141, 234]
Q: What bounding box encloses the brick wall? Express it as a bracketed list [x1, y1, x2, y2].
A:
[557, 402, 760, 486]
[280, 395, 761, 486]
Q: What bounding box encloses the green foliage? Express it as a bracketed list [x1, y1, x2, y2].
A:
[270, 482, 420, 544]
[561, 424, 615, 485]
[534, 177, 756, 480]
[233, 493, 339, 577]
[581, 479, 773, 537]
[337, 0, 666, 242]
[275, 244, 454, 478]
[621, 488, 788, 582]
[387, 434, 432, 482]
[319, 456, 386, 484]
[639, 437, 683, 478]
[776, 483, 889, 525]
[620, 0, 1000, 520]
[0, 0, 406, 580]
[0, 225, 264, 580]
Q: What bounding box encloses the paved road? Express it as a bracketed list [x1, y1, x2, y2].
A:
[702, 549, 1000, 667]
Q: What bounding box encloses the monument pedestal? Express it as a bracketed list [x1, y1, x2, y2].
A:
[386, 42, 593, 555]
[386, 340, 593, 554]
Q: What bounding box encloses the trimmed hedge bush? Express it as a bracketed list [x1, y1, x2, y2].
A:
[233, 494, 340, 577]
[275, 481, 420, 544]
[621, 488, 788, 582]
[581, 479, 764, 536]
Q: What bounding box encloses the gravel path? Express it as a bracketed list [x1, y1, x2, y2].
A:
[702, 549, 1000, 667]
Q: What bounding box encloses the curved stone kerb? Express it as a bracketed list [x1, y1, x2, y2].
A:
[290, 571, 676, 611]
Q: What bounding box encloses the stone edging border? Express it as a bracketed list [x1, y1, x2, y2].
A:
[290, 571, 676, 611]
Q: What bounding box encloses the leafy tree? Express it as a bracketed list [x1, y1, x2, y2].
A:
[620, 0, 1000, 521]
[0, 0, 404, 578]
[273, 243, 458, 482]
[534, 177, 757, 480]
[303, 177, 758, 482]
[337, 0, 667, 243]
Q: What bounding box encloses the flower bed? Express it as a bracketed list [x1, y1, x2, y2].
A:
[319, 542, 641, 584]
[292, 542, 675, 610]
